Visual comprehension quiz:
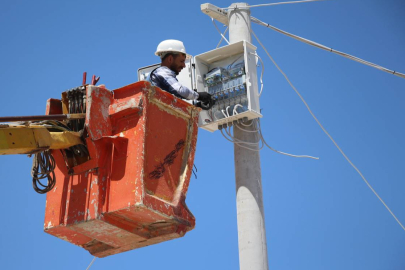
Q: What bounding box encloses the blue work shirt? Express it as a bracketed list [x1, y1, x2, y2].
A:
[149, 66, 199, 100]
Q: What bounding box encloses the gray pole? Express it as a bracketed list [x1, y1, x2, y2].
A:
[228, 3, 269, 270]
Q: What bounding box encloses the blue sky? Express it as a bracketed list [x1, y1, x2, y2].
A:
[0, 0, 404, 269]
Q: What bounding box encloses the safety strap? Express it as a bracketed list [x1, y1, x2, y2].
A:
[146, 67, 160, 85]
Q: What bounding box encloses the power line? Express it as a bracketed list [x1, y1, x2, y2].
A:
[221, 0, 325, 9]
[251, 29, 405, 232]
[250, 17, 405, 79]
[216, 26, 229, 48]
[212, 18, 230, 46]
[86, 257, 96, 270]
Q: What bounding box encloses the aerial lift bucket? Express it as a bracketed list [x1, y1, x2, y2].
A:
[44, 81, 200, 257]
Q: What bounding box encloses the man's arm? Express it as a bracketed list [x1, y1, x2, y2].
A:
[152, 67, 199, 100]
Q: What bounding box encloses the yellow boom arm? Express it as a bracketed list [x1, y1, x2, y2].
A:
[0, 124, 82, 155]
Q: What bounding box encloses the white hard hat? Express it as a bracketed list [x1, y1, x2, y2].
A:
[155, 39, 191, 59]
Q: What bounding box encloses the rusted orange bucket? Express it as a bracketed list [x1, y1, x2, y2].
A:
[44, 81, 199, 257]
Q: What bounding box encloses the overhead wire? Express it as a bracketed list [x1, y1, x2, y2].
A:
[248, 0, 326, 8]
[250, 16, 405, 79]
[250, 29, 405, 231]
[212, 18, 230, 45]
[221, 0, 325, 9]
[217, 26, 229, 48]
[86, 256, 96, 270]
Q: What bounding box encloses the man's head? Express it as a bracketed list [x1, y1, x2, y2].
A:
[155, 39, 190, 75]
[161, 53, 186, 75]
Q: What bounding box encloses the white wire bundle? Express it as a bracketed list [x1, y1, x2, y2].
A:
[221, 117, 319, 159]
[250, 16, 405, 79]
[250, 52, 265, 97]
[257, 119, 319, 159]
[221, 121, 265, 152]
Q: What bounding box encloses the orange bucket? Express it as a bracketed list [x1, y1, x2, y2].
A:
[44, 82, 199, 257]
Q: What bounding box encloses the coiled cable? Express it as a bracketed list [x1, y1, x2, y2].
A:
[32, 150, 56, 194]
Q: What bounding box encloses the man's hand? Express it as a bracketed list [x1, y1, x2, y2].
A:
[197, 92, 212, 103]
[196, 92, 216, 110]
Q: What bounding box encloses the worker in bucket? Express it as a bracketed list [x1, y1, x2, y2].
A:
[148, 39, 215, 109]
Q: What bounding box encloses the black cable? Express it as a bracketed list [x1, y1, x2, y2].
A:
[30, 86, 88, 194]
[192, 164, 197, 179]
[32, 150, 56, 194]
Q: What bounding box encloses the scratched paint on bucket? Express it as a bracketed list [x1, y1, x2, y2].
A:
[44, 81, 199, 257]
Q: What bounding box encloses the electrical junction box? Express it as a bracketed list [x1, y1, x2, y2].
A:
[194, 40, 262, 132]
[138, 40, 262, 132]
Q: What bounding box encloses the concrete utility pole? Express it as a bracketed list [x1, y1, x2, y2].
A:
[228, 3, 269, 270]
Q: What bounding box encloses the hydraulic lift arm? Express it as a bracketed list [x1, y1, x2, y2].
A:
[0, 80, 200, 258]
[0, 121, 83, 155]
